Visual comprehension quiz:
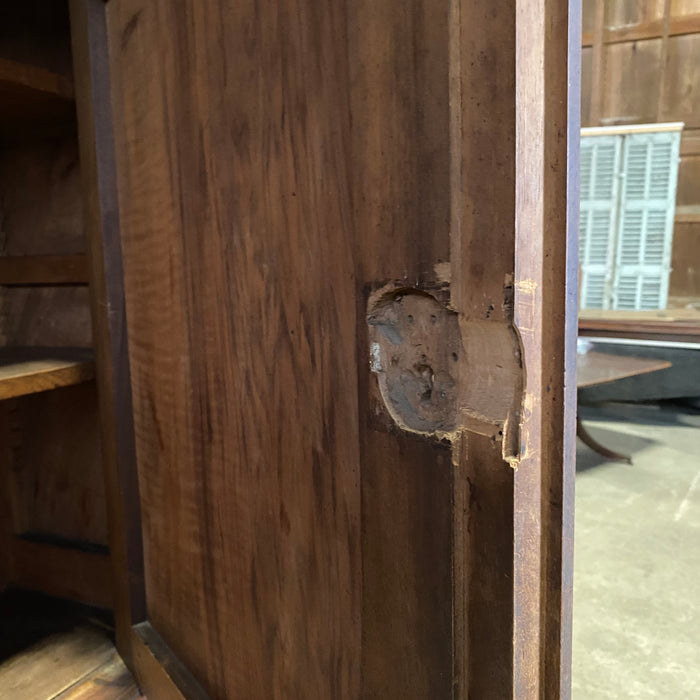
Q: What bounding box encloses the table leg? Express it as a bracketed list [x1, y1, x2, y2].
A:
[576, 417, 632, 465]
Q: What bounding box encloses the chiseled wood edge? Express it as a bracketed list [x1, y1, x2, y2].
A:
[131, 624, 211, 700]
[0, 255, 89, 285]
[69, 0, 147, 666]
[0, 56, 75, 99]
[9, 537, 113, 609]
[0, 357, 95, 400]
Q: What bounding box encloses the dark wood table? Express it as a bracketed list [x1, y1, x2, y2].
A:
[576, 350, 671, 463]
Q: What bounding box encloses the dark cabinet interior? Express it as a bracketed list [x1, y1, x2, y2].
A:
[0, 4, 128, 697]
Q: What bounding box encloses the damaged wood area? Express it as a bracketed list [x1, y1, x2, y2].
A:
[367, 280, 524, 465]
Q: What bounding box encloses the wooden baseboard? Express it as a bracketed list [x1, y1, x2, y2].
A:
[9, 537, 113, 609]
[131, 623, 210, 700]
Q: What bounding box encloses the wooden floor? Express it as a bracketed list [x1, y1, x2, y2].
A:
[0, 591, 143, 700]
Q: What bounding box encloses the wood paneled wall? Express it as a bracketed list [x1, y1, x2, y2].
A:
[582, 0, 700, 299]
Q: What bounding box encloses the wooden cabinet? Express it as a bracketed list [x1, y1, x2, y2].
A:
[63, 0, 580, 698]
[0, 2, 111, 611]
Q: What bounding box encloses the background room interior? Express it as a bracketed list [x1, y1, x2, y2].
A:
[575, 1, 700, 698]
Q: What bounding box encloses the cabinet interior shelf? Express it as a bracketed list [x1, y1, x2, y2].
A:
[0, 56, 74, 99]
[0, 254, 89, 286]
[0, 347, 95, 400]
[0, 56, 76, 141]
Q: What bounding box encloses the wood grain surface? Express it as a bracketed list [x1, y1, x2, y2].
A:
[2, 380, 107, 547]
[0, 139, 92, 349]
[107, 2, 361, 698]
[348, 1, 453, 697]
[0, 140, 85, 256]
[514, 2, 579, 698]
[449, 0, 519, 696]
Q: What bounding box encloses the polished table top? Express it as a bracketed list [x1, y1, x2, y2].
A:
[576, 350, 671, 389]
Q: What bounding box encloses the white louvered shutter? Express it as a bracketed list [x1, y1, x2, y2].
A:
[579, 136, 622, 309]
[612, 131, 681, 310]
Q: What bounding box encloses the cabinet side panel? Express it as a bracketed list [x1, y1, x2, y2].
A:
[107, 1, 361, 698]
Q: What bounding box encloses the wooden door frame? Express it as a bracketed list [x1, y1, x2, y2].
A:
[70, 2, 203, 698]
[70, 0, 580, 697]
[69, 0, 145, 659]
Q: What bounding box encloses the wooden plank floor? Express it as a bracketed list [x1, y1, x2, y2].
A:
[0, 591, 143, 700]
[0, 630, 142, 700]
[53, 652, 142, 699]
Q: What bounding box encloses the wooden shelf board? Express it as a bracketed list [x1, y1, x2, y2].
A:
[8, 536, 112, 610]
[0, 57, 75, 142]
[0, 56, 74, 99]
[0, 254, 89, 285]
[0, 347, 95, 400]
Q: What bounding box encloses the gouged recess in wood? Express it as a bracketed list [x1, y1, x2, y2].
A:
[515, 278, 538, 294]
[367, 281, 523, 465]
[368, 286, 460, 436]
[433, 261, 451, 284]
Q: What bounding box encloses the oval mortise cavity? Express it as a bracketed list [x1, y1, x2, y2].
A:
[367, 283, 523, 464]
[367, 287, 461, 434]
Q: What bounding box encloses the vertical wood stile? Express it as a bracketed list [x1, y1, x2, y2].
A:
[562, 2, 582, 692]
[515, 1, 578, 699]
[450, 1, 517, 697]
[450, 1, 575, 697]
[69, 0, 146, 666]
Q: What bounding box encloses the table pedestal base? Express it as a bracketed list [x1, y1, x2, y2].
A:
[576, 418, 632, 465]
